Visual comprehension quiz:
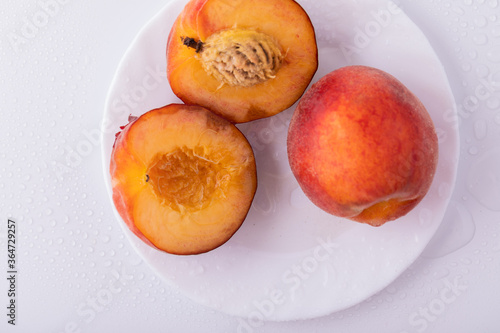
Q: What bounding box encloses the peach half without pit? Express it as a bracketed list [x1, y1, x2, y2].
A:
[287, 66, 439, 227]
[110, 104, 257, 255]
[167, 0, 318, 123]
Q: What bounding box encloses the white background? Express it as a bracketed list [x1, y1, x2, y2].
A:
[1, 0, 500, 332]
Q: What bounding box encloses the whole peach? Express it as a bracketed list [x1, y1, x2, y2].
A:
[287, 66, 438, 226]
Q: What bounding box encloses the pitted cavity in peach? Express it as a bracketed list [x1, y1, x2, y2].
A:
[146, 147, 230, 212]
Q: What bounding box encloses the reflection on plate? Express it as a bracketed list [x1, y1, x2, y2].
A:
[101, 0, 459, 321]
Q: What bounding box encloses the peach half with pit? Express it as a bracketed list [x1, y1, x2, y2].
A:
[166, 0, 318, 123]
[110, 104, 257, 255]
[287, 66, 439, 227]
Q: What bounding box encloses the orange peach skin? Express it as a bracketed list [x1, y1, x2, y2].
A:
[167, 0, 318, 123]
[287, 66, 439, 226]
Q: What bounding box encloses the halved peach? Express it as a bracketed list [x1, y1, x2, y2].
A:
[167, 0, 318, 123]
[110, 104, 257, 255]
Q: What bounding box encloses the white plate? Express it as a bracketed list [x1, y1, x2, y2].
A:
[101, 0, 459, 321]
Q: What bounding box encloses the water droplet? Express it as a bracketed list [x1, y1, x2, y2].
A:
[452, 6, 465, 15]
[474, 15, 488, 27]
[460, 257, 472, 265]
[418, 208, 432, 227]
[468, 49, 478, 60]
[468, 146, 479, 155]
[290, 186, 308, 208]
[438, 183, 451, 198]
[386, 286, 397, 294]
[467, 149, 500, 211]
[474, 119, 488, 140]
[475, 64, 490, 78]
[422, 201, 476, 258]
[494, 112, 500, 125]
[473, 33, 488, 45]
[487, 45, 500, 62]
[190, 265, 205, 276]
[492, 25, 500, 37]
[487, 97, 500, 110]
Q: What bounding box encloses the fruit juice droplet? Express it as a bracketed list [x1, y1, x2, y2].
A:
[466, 149, 500, 211]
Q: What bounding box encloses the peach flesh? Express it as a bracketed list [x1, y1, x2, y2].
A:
[110, 104, 257, 254]
[166, 0, 318, 123]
